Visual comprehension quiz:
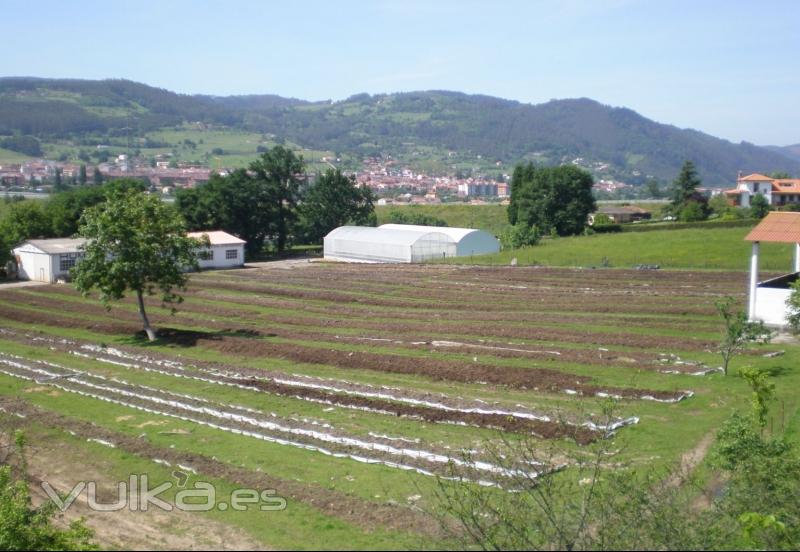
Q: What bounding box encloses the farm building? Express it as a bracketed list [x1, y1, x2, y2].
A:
[12, 230, 246, 283]
[324, 226, 457, 263]
[12, 238, 87, 283]
[187, 230, 246, 269]
[745, 212, 800, 327]
[379, 224, 500, 257]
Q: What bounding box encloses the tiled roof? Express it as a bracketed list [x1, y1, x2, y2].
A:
[187, 230, 246, 246]
[745, 212, 800, 243]
[739, 173, 774, 182]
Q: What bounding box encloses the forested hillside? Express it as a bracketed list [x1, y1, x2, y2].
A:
[1, 77, 798, 185]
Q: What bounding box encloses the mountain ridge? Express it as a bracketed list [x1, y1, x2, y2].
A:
[0, 77, 797, 186]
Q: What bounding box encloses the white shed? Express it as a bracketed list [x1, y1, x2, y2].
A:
[379, 224, 500, 257]
[324, 226, 456, 263]
[188, 230, 246, 269]
[13, 238, 87, 283]
[745, 212, 800, 327]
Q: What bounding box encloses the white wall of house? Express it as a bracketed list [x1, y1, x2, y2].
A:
[753, 287, 791, 327]
[197, 244, 244, 269]
[14, 247, 54, 283]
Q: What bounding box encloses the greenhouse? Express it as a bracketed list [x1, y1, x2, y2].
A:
[323, 226, 457, 263]
[379, 224, 500, 257]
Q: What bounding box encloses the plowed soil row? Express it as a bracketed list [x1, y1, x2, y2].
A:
[0, 328, 600, 443]
[0, 397, 442, 536]
[190, 280, 721, 316]
[0, 291, 714, 366]
[37, 284, 722, 333]
[0, 303, 687, 399]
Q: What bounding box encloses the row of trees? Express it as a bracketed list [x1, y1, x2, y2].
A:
[175, 146, 376, 257]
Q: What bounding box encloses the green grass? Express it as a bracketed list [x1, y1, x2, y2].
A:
[448, 225, 794, 271]
[376, 204, 509, 236]
[0, 147, 33, 164]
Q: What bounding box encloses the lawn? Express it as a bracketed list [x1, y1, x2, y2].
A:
[450, 225, 792, 271]
[0, 262, 796, 549]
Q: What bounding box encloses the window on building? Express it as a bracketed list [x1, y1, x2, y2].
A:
[198, 249, 213, 261]
[225, 249, 238, 260]
[59, 253, 82, 272]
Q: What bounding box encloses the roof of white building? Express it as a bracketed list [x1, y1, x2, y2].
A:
[745, 212, 800, 243]
[187, 230, 246, 246]
[15, 238, 87, 254]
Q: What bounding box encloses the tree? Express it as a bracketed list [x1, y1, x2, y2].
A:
[176, 169, 270, 257]
[678, 200, 707, 222]
[716, 297, 772, 375]
[78, 164, 87, 185]
[248, 146, 305, 252]
[45, 185, 107, 237]
[386, 209, 447, 227]
[670, 161, 706, 219]
[296, 169, 376, 244]
[73, 188, 205, 341]
[53, 168, 65, 192]
[786, 280, 800, 333]
[92, 167, 103, 185]
[0, 200, 53, 244]
[750, 193, 771, 219]
[501, 223, 540, 249]
[508, 163, 596, 236]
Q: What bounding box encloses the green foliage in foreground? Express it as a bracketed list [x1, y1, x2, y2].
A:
[436, 372, 800, 550]
[0, 431, 96, 551]
[452, 226, 795, 271]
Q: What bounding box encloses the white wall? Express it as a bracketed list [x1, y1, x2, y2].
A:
[753, 287, 791, 327]
[197, 244, 244, 269]
[14, 250, 54, 283]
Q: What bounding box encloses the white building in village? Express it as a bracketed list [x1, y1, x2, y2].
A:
[12, 230, 246, 283]
[745, 212, 800, 327]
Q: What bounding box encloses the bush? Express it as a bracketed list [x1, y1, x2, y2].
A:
[501, 223, 540, 249]
[592, 223, 622, 234]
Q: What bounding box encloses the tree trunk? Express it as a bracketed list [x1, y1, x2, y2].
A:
[136, 289, 157, 341]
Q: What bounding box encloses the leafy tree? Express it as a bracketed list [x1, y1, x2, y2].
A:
[786, 280, 800, 333]
[74, 188, 205, 341]
[297, 169, 376, 244]
[0, 431, 96, 550]
[78, 164, 87, 185]
[678, 200, 707, 222]
[750, 193, 771, 219]
[92, 167, 103, 185]
[176, 169, 270, 257]
[770, 172, 792, 179]
[501, 223, 540, 249]
[53, 168, 65, 192]
[45, 186, 107, 237]
[715, 296, 772, 375]
[248, 146, 305, 252]
[591, 213, 613, 226]
[670, 161, 706, 218]
[386, 210, 447, 227]
[0, 200, 53, 244]
[508, 163, 595, 236]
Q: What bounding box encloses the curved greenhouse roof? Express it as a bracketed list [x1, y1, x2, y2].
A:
[323, 226, 456, 263]
[379, 224, 500, 257]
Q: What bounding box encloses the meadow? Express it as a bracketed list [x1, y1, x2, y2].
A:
[0, 262, 796, 549]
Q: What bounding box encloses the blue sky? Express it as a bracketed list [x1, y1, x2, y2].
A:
[2, 0, 798, 145]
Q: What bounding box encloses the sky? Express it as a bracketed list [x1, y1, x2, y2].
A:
[2, 0, 798, 145]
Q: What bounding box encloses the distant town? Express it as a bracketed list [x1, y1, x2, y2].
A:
[0, 151, 639, 205]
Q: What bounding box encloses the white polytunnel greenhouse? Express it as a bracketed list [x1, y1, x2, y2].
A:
[379, 224, 500, 257]
[324, 226, 457, 263]
[323, 224, 500, 263]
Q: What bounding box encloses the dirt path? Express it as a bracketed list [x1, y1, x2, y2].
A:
[25, 439, 266, 550]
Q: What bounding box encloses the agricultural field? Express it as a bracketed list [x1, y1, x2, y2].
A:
[0, 263, 797, 549]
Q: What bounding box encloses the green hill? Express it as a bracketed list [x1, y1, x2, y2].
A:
[1, 77, 798, 185]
